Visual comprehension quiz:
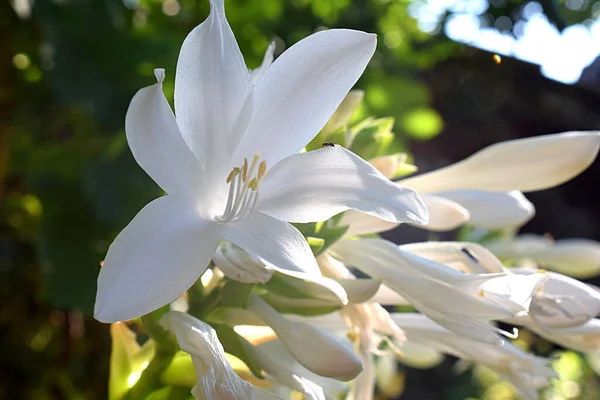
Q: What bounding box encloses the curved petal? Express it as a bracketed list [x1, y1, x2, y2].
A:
[218, 212, 347, 303]
[234, 29, 377, 166]
[399, 241, 506, 274]
[125, 69, 203, 198]
[174, 0, 253, 169]
[438, 190, 535, 230]
[94, 196, 219, 322]
[399, 131, 600, 193]
[257, 146, 428, 224]
[414, 195, 470, 232]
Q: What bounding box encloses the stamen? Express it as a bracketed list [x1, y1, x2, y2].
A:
[241, 158, 248, 182]
[217, 155, 268, 223]
[226, 168, 240, 183]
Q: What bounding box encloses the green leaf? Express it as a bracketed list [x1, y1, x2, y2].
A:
[220, 280, 256, 309]
[212, 324, 265, 379]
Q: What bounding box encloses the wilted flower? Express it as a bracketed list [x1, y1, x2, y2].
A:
[94, 0, 429, 322]
[160, 311, 279, 399]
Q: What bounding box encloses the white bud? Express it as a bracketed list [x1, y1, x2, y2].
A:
[212, 242, 274, 284]
[248, 294, 362, 381]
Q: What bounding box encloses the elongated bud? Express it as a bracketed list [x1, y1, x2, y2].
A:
[368, 153, 416, 180]
[247, 294, 362, 381]
[322, 90, 364, 135]
[212, 242, 274, 284]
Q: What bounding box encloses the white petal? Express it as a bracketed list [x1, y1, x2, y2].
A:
[234, 29, 376, 166]
[258, 146, 428, 224]
[512, 267, 600, 328]
[399, 241, 507, 274]
[438, 190, 535, 230]
[248, 295, 362, 381]
[414, 194, 470, 232]
[159, 311, 270, 399]
[251, 41, 276, 84]
[338, 210, 400, 236]
[369, 284, 410, 305]
[125, 70, 203, 198]
[533, 239, 600, 279]
[399, 131, 600, 193]
[95, 196, 219, 322]
[218, 212, 347, 303]
[174, 0, 252, 168]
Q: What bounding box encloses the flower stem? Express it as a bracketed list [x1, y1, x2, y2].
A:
[124, 314, 177, 400]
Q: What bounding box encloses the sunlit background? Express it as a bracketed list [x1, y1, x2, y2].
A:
[2, 0, 600, 399]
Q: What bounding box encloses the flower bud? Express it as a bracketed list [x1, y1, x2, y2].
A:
[212, 242, 274, 284]
[322, 90, 364, 136]
[248, 294, 362, 381]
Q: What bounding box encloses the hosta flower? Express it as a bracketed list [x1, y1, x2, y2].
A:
[508, 267, 600, 329]
[361, 131, 600, 232]
[247, 294, 362, 381]
[399, 131, 600, 193]
[528, 318, 600, 353]
[391, 313, 556, 400]
[94, 0, 428, 322]
[159, 311, 279, 400]
[329, 237, 547, 345]
[316, 253, 405, 400]
[487, 234, 600, 279]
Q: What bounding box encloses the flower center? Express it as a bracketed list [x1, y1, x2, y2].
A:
[216, 154, 267, 223]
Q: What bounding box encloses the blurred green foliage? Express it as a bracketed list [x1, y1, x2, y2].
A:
[2, 0, 600, 399]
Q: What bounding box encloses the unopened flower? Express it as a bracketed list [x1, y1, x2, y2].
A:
[95, 0, 428, 322]
[159, 311, 279, 399]
[399, 131, 600, 193]
[436, 190, 535, 230]
[392, 313, 557, 400]
[248, 339, 347, 400]
[247, 294, 362, 381]
[212, 241, 274, 284]
[316, 253, 405, 399]
[329, 238, 547, 345]
[487, 235, 600, 279]
[508, 267, 600, 329]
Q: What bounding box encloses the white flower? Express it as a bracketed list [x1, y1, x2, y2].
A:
[94, 0, 428, 322]
[528, 318, 600, 353]
[212, 241, 274, 284]
[329, 238, 547, 345]
[487, 234, 600, 278]
[436, 190, 535, 230]
[247, 294, 363, 381]
[391, 313, 557, 400]
[399, 131, 600, 193]
[316, 254, 405, 400]
[509, 267, 600, 329]
[248, 339, 347, 400]
[159, 311, 280, 400]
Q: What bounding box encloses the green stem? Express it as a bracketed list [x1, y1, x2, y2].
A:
[124, 315, 177, 400]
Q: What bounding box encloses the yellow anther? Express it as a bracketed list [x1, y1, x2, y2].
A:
[248, 178, 258, 191]
[226, 168, 240, 183]
[477, 290, 485, 297]
[347, 331, 359, 343]
[258, 160, 267, 180]
[536, 269, 548, 274]
[241, 158, 248, 182]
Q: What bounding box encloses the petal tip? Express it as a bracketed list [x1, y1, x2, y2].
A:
[154, 68, 166, 84]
